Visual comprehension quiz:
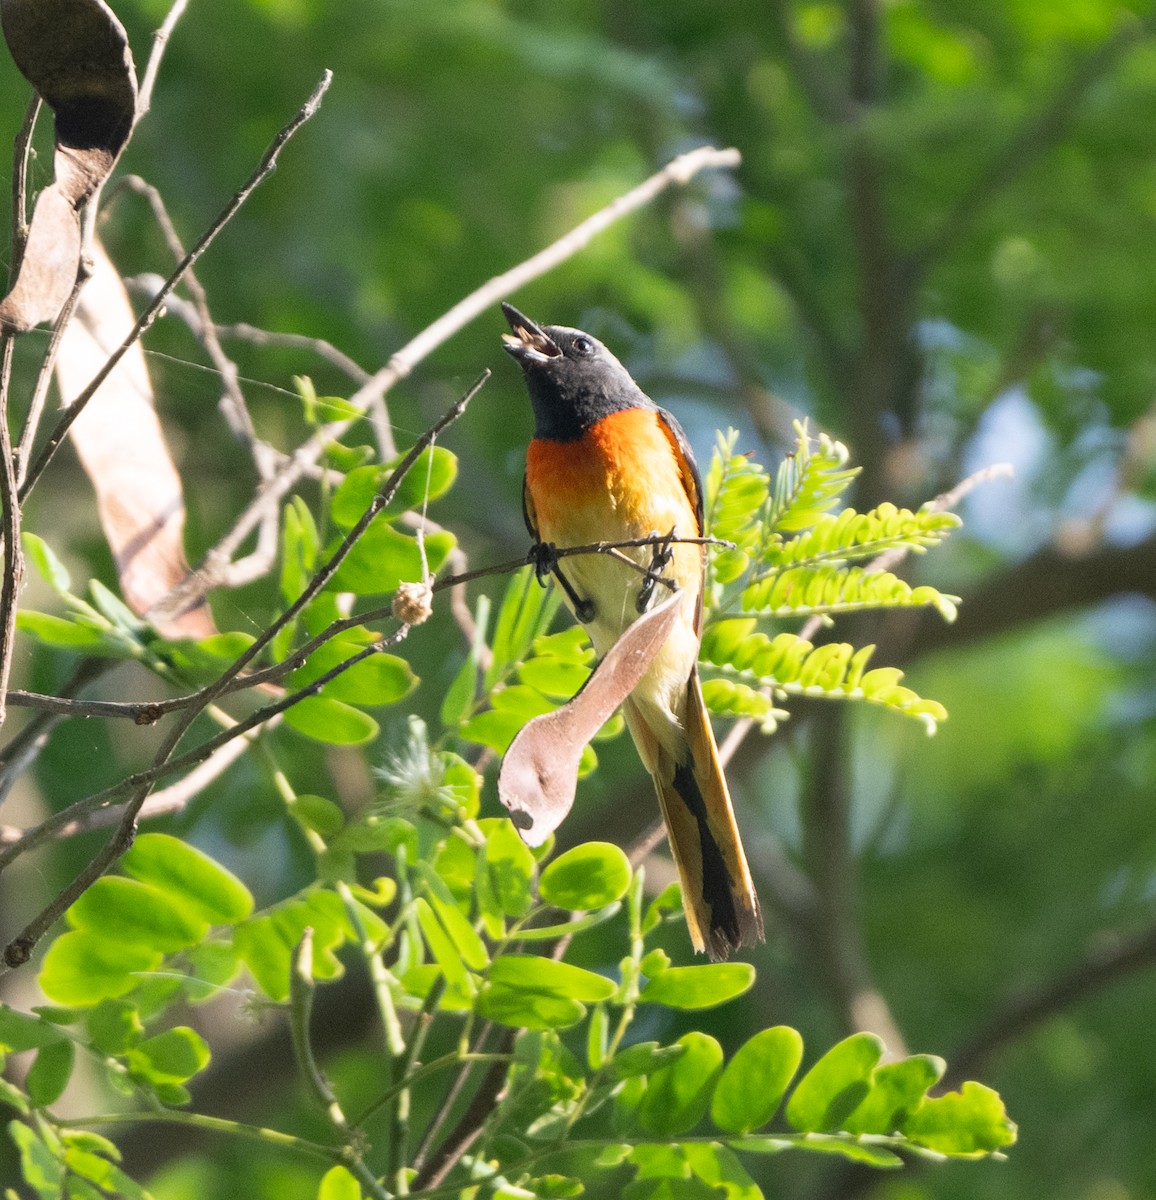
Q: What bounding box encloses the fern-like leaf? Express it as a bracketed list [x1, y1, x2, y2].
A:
[704, 430, 771, 550]
[767, 420, 859, 534]
[700, 622, 948, 733]
[740, 564, 960, 622]
[762, 502, 962, 570]
[700, 677, 789, 732]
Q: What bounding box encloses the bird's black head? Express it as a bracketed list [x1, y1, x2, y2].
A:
[501, 302, 653, 441]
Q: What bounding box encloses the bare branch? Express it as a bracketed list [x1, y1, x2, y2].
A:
[117, 175, 278, 482]
[137, 0, 191, 117]
[8, 97, 40, 279]
[18, 70, 333, 503]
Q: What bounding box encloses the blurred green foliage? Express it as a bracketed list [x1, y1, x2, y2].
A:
[1, 0, 1155, 1197]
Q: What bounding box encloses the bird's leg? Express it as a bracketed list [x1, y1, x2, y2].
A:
[527, 541, 596, 623]
[636, 528, 677, 614]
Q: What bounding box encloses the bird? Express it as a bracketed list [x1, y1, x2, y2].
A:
[501, 302, 764, 961]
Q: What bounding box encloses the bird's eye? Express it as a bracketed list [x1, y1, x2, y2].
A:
[571, 335, 595, 357]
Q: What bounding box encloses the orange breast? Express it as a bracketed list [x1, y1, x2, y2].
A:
[526, 408, 699, 545]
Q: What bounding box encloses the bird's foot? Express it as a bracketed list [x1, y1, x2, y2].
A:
[528, 542, 596, 623]
[636, 529, 676, 613]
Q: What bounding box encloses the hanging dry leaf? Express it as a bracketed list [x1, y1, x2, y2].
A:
[55, 239, 215, 639]
[0, 0, 136, 332]
[498, 587, 682, 846]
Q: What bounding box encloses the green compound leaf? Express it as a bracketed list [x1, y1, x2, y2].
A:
[16, 610, 119, 654]
[700, 629, 948, 734]
[38, 930, 162, 1007]
[767, 421, 859, 533]
[86, 1000, 144, 1056]
[481, 818, 536, 918]
[487, 956, 616, 1003]
[538, 842, 631, 910]
[711, 1026, 804, 1133]
[761, 502, 960, 571]
[0, 1007, 68, 1052]
[283, 695, 380, 745]
[61, 1145, 151, 1200]
[485, 565, 561, 690]
[638, 1032, 724, 1136]
[785, 1033, 885, 1133]
[704, 430, 771, 553]
[741, 563, 959, 622]
[681, 1142, 762, 1200]
[475, 986, 586, 1031]
[699, 678, 787, 733]
[610, 1042, 687, 1081]
[127, 1026, 211, 1087]
[792, 1134, 904, 1167]
[233, 889, 356, 1001]
[902, 1081, 1018, 1156]
[639, 963, 755, 1011]
[290, 638, 417, 707]
[416, 877, 489, 972]
[478, 955, 616, 1028]
[121, 833, 254, 926]
[290, 794, 346, 839]
[414, 897, 472, 992]
[67, 877, 207, 954]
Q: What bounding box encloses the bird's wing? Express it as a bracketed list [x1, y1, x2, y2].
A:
[522, 471, 540, 541]
[655, 406, 704, 535]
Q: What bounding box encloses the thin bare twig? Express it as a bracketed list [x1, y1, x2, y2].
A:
[151, 145, 743, 622]
[137, 0, 191, 117]
[0, 422, 24, 728]
[8, 97, 40, 281]
[118, 175, 279, 481]
[0, 101, 44, 728]
[13, 274, 87, 487]
[220, 321, 371, 385]
[17, 71, 333, 504]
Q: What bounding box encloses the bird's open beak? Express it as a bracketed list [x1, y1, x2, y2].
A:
[501, 302, 561, 363]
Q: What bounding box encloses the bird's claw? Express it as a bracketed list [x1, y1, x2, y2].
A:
[637, 529, 676, 614]
[529, 542, 596, 623]
[528, 541, 558, 584]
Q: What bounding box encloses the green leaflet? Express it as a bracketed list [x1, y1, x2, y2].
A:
[741, 563, 960, 622]
[700, 628, 948, 732]
[766, 421, 859, 533]
[760, 502, 962, 570]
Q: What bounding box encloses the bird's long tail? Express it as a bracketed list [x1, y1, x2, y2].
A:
[626, 670, 764, 961]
